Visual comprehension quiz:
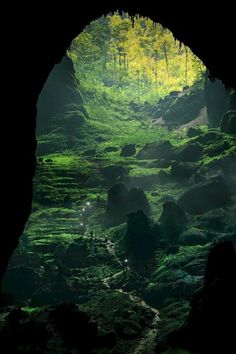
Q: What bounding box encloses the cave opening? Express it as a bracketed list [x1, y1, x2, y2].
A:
[1, 10, 236, 354]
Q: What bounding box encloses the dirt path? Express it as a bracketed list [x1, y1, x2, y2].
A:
[116, 289, 160, 354]
[132, 314, 160, 354]
[102, 236, 161, 353]
[106, 239, 123, 267]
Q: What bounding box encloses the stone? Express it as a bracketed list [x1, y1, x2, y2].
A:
[50, 303, 97, 349]
[37, 55, 85, 132]
[178, 178, 232, 214]
[63, 242, 90, 267]
[127, 187, 151, 216]
[179, 228, 208, 245]
[159, 201, 187, 243]
[102, 165, 128, 184]
[104, 146, 119, 152]
[187, 127, 202, 138]
[196, 130, 221, 144]
[170, 161, 196, 181]
[168, 242, 236, 353]
[159, 195, 175, 203]
[105, 183, 129, 226]
[114, 319, 142, 339]
[120, 143, 136, 157]
[220, 110, 236, 134]
[153, 159, 171, 168]
[205, 140, 231, 157]
[198, 208, 227, 231]
[161, 89, 204, 128]
[173, 142, 203, 162]
[82, 149, 97, 157]
[136, 140, 173, 160]
[125, 210, 156, 260]
[64, 111, 86, 134]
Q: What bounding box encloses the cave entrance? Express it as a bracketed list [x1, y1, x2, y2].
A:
[4, 10, 208, 302]
[3, 10, 236, 352]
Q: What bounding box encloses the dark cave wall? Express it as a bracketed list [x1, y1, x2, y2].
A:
[204, 73, 230, 127]
[2, 3, 236, 287]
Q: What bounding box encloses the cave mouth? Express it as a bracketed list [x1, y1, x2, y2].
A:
[2, 11, 236, 354]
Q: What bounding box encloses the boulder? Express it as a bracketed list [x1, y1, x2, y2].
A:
[173, 142, 203, 162]
[82, 149, 97, 157]
[114, 319, 142, 339]
[125, 210, 156, 260]
[159, 201, 187, 243]
[37, 55, 85, 132]
[170, 161, 196, 181]
[104, 146, 119, 152]
[205, 140, 231, 157]
[120, 144, 136, 157]
[178, 178, 232, 214]
[63, 242, 90, 267]
[127, 187, 151, 216]
[179, 228, 208, 245]
[64, 111, 86, 134]
[198, 208, 228, 232]
[102, 165, 128, 184]
[136, 140, 173, 160]
[50, 303, 97, 349]
[153, 159, 171, 168]
[196, 130, 221, 144]
[169, 242, 236, 353]
[162, 89, 204, 128]
[105, 183, 129, 226]
[187, 127, 202, 138]
[220, 110, 236, 134]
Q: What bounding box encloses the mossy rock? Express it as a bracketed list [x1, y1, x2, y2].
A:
[178, 178, 232, 214]
[136, 140, 173, 160]
[120, 144, 136, 157]
[179, 228, 208, 245]
[173, 142, 203, 162]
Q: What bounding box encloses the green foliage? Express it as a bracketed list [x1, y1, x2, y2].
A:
[69, 13, 205, 104]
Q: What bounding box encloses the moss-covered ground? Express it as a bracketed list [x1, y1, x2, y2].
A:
[2, 84, 236, 353]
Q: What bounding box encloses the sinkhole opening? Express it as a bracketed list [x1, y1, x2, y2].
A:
[3, 11, 236, 354]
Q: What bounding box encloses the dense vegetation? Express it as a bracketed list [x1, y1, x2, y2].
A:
[70, 12, 205, 103]
[1, 13, 236, 354]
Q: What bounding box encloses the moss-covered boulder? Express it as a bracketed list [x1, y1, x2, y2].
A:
[179, 228, 208, 245]
[178, 178, 232, 214]
[104, 146, 119, 152]
[125, 210, 156, 260]
[120, 144, 136, 157]
[168, 242, 236, 353]
[220, 110, 236, 134]
[136, 140, 173, 160]
[105, 183, 129, 226]
[37, 55, 85, 132]
[102, 165, 128, 184]
[159, 202, 187, 243]
[173, 142, 203, 162]
[127, 187, 151, 216]
[170, 161, 196, 182]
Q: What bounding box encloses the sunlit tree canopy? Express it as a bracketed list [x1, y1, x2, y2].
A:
[69, 12, 205, 103]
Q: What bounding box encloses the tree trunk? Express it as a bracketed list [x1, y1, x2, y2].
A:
[162, 43, 169, 75]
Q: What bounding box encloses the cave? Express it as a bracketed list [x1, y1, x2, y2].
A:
[2, 4, 236, 353]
